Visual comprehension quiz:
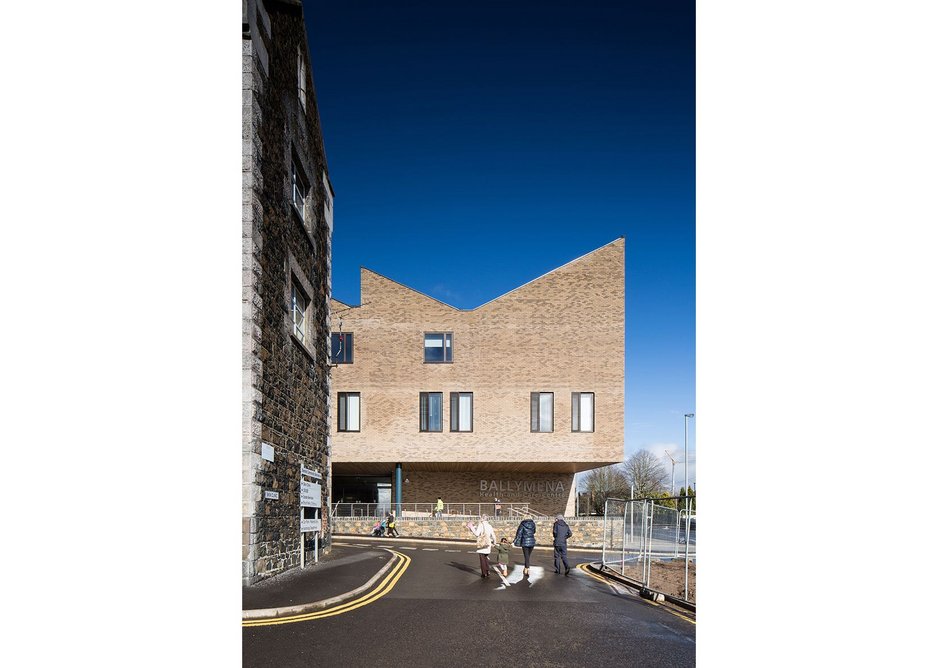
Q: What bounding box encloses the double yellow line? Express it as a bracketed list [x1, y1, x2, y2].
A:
[243, 550, 411, 627]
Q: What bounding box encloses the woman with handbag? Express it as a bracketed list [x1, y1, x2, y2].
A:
[467, 515, 496, 578]
[513, 518, 537, 576]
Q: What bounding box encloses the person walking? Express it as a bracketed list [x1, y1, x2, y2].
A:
[512, 517, 537, 576]
[468, 515, 496, 578]
[435, 497, 444, 519]
[552, 514, 572, 575]
[386, 511, 399, 538]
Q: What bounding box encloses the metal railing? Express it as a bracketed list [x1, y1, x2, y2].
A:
[331, 502, 544, 520]
[601, 496, 696, 604]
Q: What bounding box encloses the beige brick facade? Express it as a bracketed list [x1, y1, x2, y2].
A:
[330, 239, 624, 516]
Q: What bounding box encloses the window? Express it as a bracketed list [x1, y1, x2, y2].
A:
[450, 392, 473, 432]
[292, 160, 309, 223]
[297, 49, 307, 114]
[331, 332, 354, 364]
[530, 392, 553, 432]
[572, 392, 594, 432]
[424, 332, 453, 363]
[419, 392, 443, 432]
[338, 392, 360, 432]
[291, 283, 309, 344]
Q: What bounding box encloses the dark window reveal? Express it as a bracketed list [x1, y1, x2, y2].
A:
[331, 332, 354, 364]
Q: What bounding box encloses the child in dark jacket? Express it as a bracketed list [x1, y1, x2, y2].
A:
[491, 537, 511, 576]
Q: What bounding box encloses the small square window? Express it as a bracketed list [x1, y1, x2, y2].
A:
[530, 392, 553, 433]
[419, 392, 443, 432]
[450, 392, 473, 432]
[338, 392, 360, 432]
[572, 392, 594, 432]
[424, 332, 453, 363]
[291, 283, 309, 344]
[331, 332, 354, 364]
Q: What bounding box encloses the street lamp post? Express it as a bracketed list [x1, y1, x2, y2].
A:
[683, 413, 694, 511]
[683, 412, 694, 601]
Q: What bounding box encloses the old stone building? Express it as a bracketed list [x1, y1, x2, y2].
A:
[330, 239, 625, 517]
[242, 0, 334, 585]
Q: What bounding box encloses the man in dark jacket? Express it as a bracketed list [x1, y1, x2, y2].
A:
[552, 514, 573, 575]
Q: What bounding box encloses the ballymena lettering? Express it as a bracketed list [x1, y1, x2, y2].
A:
[480, 480, 566, 493]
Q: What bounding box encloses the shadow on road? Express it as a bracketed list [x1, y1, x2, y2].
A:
[447, 561, 482, 576]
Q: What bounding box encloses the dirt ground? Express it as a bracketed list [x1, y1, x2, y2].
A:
[620, 559, 695, 603]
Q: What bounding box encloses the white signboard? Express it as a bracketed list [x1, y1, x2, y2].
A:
[264, 490, 279, 500]
[301, 466, 321, 480]
[301, 518, 322, 533]
[300, 481, 321, 508]
[261, 443, 275, 462]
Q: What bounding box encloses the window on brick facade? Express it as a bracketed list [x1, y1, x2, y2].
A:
[530, 392, 553, 432]
[291, 282, 309, 344]
[338, 392, 360, 432]
[297, 48, 307, 114]
[419, 392, 443, 432]
[450, 392, 473, 432]
[331, 332, 354, 364]
[424, 332, 453, 363]
[571, 392, 594, 432]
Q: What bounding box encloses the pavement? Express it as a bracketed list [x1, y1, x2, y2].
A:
[242, 543, 398, 619]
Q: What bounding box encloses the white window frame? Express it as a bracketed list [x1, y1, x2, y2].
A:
[297, 48, 307, 114]
[292, 160, 309, 223]
[291, 283, 309, 344]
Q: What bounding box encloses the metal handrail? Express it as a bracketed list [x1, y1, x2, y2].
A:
[331, 502, 537, 519]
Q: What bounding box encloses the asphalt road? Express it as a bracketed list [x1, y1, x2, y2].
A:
[243, 539, 695, 668]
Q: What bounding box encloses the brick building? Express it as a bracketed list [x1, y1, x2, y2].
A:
[329, 239, 624, 517]
[242, 0, 334, 585]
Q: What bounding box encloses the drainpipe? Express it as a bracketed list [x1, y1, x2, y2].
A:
[395, 463, 402, 516]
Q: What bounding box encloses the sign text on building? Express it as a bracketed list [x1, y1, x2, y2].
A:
[300, 481, 321, 508]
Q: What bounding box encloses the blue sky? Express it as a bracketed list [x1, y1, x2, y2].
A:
[304, 0, 695, 487]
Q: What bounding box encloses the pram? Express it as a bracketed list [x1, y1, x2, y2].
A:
[371, 520, 386, 537]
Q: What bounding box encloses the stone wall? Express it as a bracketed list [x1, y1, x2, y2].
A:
[335, 518, 607, 549]
[242, 0, 333, 586]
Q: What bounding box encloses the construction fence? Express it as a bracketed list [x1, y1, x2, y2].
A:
[602, 497, 696, 604]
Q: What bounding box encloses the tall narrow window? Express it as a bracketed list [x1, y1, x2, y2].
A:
[424, 332, 453, 363]
[291, 283, 308, 344]
[572, 392, 595, 432]
[292, 160, 309, 223]
[450, 392, 473, 432]
[297, 49, 307, 113]
[530, 392, 553, 432]
[419, 392, 443, 432]
[331, 332, 354, 364]
[338, 392, 360, 432]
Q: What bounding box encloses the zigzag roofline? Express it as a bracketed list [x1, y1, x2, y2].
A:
[341, 237, 624, 312]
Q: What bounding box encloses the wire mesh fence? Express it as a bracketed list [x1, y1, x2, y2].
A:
[602, 497, 696, 604]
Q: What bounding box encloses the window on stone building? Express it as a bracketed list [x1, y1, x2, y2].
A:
[297, 48, 307, 114]
[331, 332, 354, 364]
[291, 282, 309, 344]
[450, 392, 473, 432]
[424, 332, 453, 363]
[530, 392, 554, 432]
[338, 392, 360, 432]
[419, 392, 443, 432]
[292, 159, 309, 224]
[571, 392, 594, 432]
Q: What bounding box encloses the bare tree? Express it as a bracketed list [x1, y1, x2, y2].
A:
[623, 449, 670, 499]
[582, 464, 630, 514]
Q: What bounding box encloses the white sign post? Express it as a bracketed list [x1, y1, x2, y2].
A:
[300, 464, 322, 566]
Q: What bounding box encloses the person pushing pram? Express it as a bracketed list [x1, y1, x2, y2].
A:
[371, 519, 386, 537]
